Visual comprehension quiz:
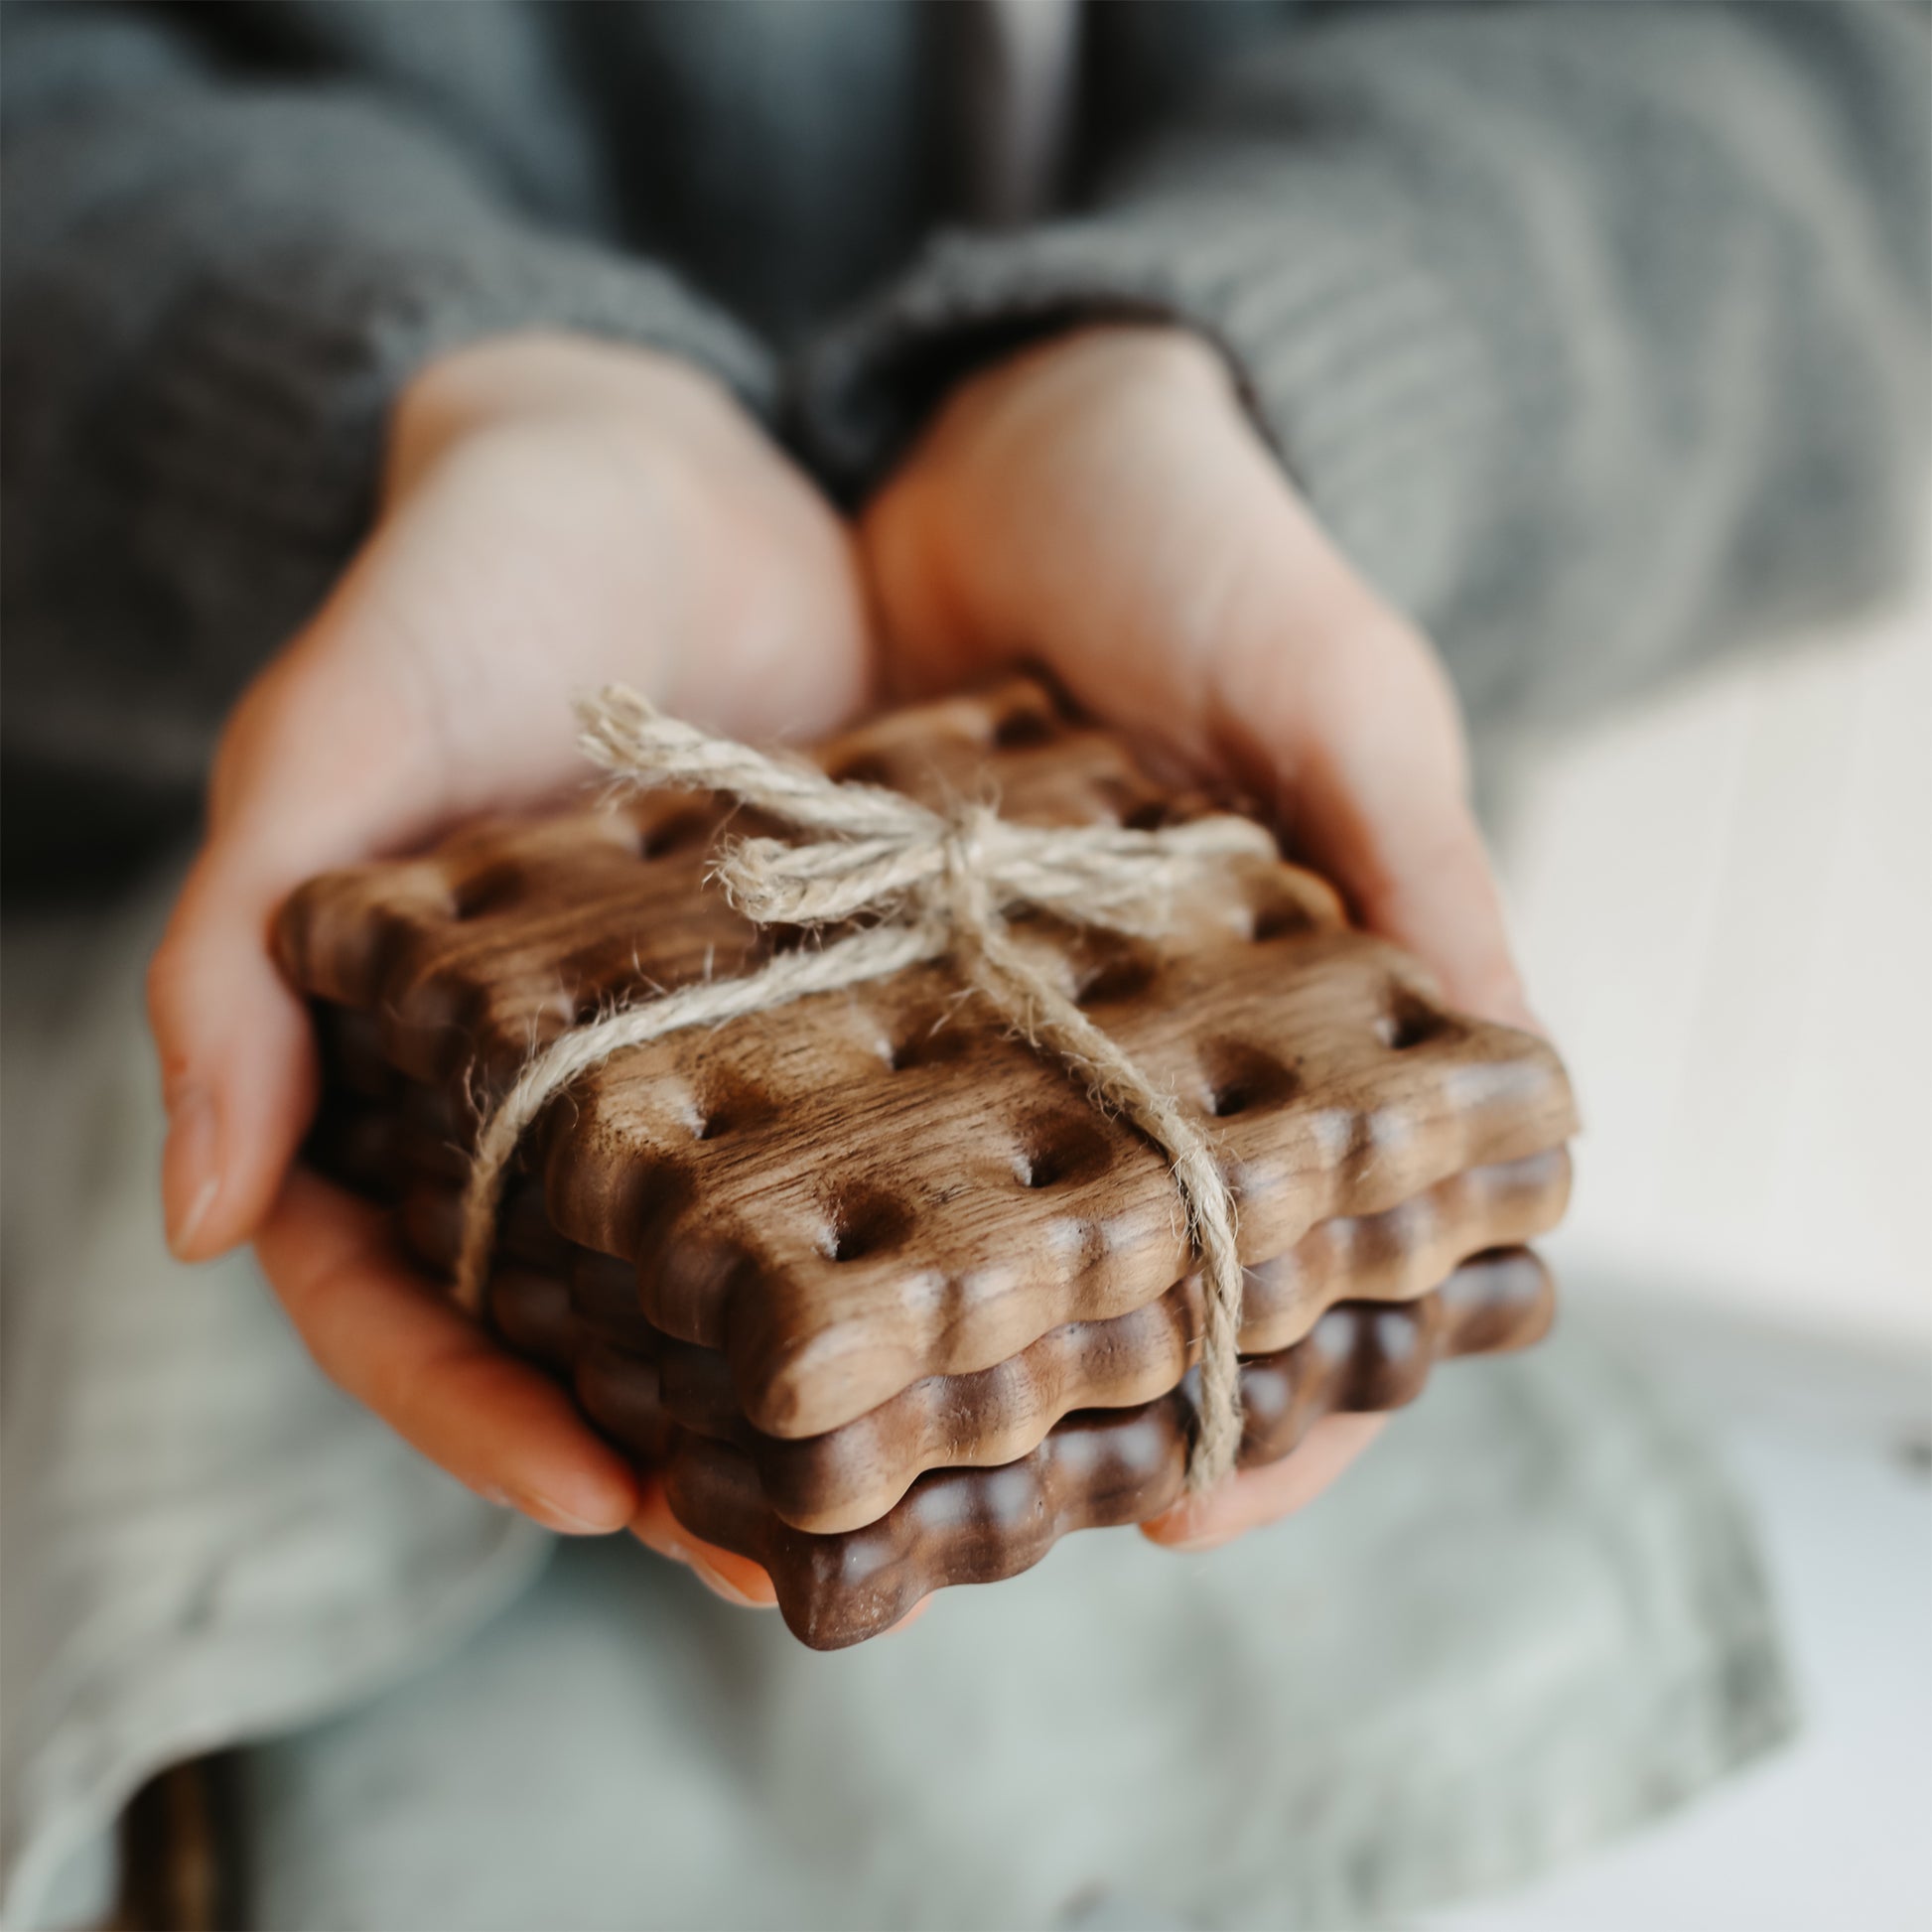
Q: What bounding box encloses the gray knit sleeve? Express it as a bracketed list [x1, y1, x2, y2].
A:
[798, 2, 1931, 732]
[0, 4, 771, 880]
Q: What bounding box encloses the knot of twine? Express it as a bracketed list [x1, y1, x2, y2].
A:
[457, 686, 1277, 1490]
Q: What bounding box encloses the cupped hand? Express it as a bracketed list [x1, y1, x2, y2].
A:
[148, 332, 871, 1590]
[860, 324, 1535, 1549]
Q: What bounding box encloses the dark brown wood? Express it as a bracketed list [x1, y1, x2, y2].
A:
[647, 1252, 1557, 1648]
[311, 1096, 1568, 1534]
[112, 1755, 246, 1932]
[280, 680, 1577, 1444]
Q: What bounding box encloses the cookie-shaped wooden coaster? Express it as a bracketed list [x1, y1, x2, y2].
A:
[309, 1092, 1568, 1535]
[279, 679, 1576, 1450]
[497, 1247, 1556, 1649]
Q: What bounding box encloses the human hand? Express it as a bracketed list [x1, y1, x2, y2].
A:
[860, 324, 1537, 1549]
[148, 332, 871, 1600]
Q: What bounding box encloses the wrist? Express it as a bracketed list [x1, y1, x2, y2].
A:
[385, 331, 740, 502]
[950, 322, 1234, 421]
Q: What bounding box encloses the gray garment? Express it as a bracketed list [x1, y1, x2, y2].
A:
[2, 1, 1927, 883]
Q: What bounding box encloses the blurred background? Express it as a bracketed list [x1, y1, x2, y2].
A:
[1436, 537, 1932, 1928]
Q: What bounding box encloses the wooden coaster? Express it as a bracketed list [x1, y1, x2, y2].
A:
[310, 1092, 1569, 1534]
[513, 1248, 1558, 1649]
[279, 680, 1577, 1448]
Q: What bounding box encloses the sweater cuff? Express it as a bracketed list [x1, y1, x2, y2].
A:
[134, 224, 774, 575]
[795, 200, 1554, 624]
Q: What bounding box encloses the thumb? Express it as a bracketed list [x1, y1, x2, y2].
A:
[148, 844, 322, 1260]
[148, 609, 447, 1260]
[1214, 602, 1534, 1033]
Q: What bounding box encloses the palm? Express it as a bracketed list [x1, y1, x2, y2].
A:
[860, 326, 1532, 1548]
[865, 331, 1275, 768]
[151, 338, 869, 1589]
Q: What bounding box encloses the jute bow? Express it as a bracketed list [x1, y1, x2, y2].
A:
[457, 686, 1277, 1489]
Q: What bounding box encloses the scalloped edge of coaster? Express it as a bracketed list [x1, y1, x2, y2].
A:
[656, 1249, 1556, 1647]
[476, 1150, 1569, 1533]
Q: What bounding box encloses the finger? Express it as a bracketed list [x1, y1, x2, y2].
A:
[630, 1477, 778, 1607]
[1316, 777, 1534, 1033]
[883, 1595, 935, 1638]
[1141, 1413, 1387, 1552]
[1216, 611, 1533, 1031]
[257, 1167, 640, 1533]
[149, 638, 444, 1264]
[149, 847, 321, 1260]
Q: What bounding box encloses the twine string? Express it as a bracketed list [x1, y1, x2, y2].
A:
[456, 686, 1276, 1490]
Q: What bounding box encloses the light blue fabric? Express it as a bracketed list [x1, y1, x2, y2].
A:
[239, 1333, 1790, 1931]
[0, 889, 549, 1928]
[1, 887, 1792, 1930]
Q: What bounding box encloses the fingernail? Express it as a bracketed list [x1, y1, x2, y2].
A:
[689, 1557, 770, 1608]
[162, 1090, 219, 1257]
[519, 1491, 618, 1535]
[1146, 1506, 1233, 1553]
[884, 1597, 934, 1638]
[1161, 1530, 1234, 1555]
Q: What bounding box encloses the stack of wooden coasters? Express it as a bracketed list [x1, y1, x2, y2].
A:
[278, 680, 1577, 1648]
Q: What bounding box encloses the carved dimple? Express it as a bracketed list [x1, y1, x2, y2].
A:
[1069, 939, 1160, 1009]
[1124, 796, 1180, 832]
[1085, 772, 1172, 828]
[1247, 879, 1319, 941]
[1378, 983, 1457, 1052]
[635, 805, 717, 859]
[1196, 1039, 1295, 1120]
[875, 1013, 975, 1072]
[816, 1187, 910, 1265]
[990, 697, 1057, 750]
[1010, 1112, 1112, 1190]
[686, 1072, 775, 1143]
[828, 753, 896, 789]
[449, 860, 528, 922]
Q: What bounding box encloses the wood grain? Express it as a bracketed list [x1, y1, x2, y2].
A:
[281, 679, 1577, 1444]
[645, 1251, 1558, 1647]
[311, 1101, 1569, 1533]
